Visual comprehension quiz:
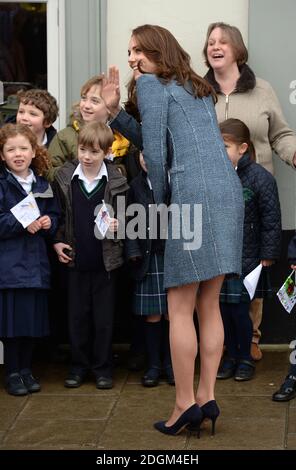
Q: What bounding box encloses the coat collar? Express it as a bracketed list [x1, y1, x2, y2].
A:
[204, 64, 256, 94]
[0, 167, 51, 195]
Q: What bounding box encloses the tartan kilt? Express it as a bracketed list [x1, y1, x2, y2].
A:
[133, 253, 168, 316]
[220, 267, 272, 304]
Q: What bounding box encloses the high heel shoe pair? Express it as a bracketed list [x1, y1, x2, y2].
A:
[154, 400, 220, 437]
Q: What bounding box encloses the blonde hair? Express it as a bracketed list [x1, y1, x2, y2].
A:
[0, 123, 51, 176]
[78, 121, 114, 154]
[70, 75, 105, 127]
[203, 22, 248, 68]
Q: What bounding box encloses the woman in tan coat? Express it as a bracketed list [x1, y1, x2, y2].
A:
[203, 21, 296, 361]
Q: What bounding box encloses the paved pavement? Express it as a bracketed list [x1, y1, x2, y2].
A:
[0, 348, 295, 451]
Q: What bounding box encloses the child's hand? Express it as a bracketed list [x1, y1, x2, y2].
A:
[27, 219, 42, 234]
[39, 215, 52, 230]
[101, 66, 121, 117]
[261, 260, 274, 267]
[108, 218, 119, 233]
[291, 264, 296, 271]
[54, 243, 73, 264]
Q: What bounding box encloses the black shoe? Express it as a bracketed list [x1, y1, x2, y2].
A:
[64, 373, 84, 388]
[234, 359, 255, 381]
[20, 369, 41, 393]
[217, 357, 236, 379]
[272, 375, 296, 402]
[5, 372, 28, 396]
[154, 404, 202, 437]
[163, 365, 175, 386]
[141, 367, 161, 387]
[96, 376, 113, 389]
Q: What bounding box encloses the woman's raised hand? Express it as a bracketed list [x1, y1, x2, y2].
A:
[102, 66, 121, 118]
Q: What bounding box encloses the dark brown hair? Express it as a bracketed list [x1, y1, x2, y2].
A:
[219, 118, 256, 161]
[203, 22, 248, 68]
[0, 123, 51, 176]
[125, 24, 216, 117]
[78, 121, 114, 154]
[17, 89, 59, 126]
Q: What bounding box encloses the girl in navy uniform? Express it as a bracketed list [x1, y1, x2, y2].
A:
[217, 119, 281, 382]
[0, 123, 59, 396]
[126, 153, 174, 387]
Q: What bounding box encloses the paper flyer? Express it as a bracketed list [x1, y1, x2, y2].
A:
[243, 264, 263, 300]
[10, 192, 40, 228]
[277, 271, 296, 314]
[95, 201, 111, 238]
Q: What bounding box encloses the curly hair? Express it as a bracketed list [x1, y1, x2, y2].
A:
[0, 123, 52, 176]
[17, 89, 59, 125]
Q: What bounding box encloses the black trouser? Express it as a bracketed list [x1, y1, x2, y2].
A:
[220, 301, 253, 362]
[67, 269, 116, 378]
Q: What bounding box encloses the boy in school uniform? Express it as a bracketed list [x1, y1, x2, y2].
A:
[53, 121, 129, 389]
[4, 88, 59, 148]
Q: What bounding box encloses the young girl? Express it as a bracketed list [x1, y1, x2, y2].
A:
[217, 118, 282, 381]
[0, 123, 59, 396]
[48, 75, 139, 181]
[126, 153, 174, 387]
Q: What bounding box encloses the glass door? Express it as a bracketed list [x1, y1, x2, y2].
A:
[0, 0, 65, 128]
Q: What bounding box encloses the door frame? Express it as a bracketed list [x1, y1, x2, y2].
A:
[1, 0, 66, 129]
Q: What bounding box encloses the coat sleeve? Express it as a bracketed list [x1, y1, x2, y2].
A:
[0, 184, 25, 239]
[51, 180, 66, 243]
[257, 174, 282, 260]
[136, 74, 169, 205]
[266, 82, 296, 167]
[47, 129, 77, 181]
[110, 109, 143, 151]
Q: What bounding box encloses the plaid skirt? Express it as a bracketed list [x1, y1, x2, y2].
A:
[133, 253, 168, 316]
[220, 267, 272, 304]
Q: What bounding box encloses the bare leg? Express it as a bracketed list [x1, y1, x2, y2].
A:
[195, 275, 224, 406]
[166, 282, 198, 426]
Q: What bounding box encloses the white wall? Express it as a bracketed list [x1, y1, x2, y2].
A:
[107, 0, 249, 100]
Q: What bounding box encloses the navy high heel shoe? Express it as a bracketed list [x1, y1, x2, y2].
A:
[201, 400, 220, 435]
[187, 400, 220, 435]
[154, 404, 202, 437]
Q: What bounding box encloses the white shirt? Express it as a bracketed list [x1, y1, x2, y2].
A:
[10, 169, 36, 194]
[72, 162, 108, 193]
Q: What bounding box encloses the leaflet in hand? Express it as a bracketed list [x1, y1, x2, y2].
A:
[95, 201, 111, 237]
[10, 192, 40, 228]
[277, 271, 296, 314]
[243, 264, 262, 300]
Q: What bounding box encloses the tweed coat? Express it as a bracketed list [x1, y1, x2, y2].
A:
[112, 75, 244, 288]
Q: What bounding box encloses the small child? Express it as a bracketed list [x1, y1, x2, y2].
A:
[272, 237, 296, 402]
[0, 123, 59, 396]
[48, 75, 138, 181]
[125, 153, 174, 387]
[53, 121, 129, 389]
[15, 89, 59, 147]
[217, 118, 282, 381]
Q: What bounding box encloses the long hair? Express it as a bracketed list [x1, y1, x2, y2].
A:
[0, 123, 51, 176]
[125, 24, 216, 117]
[219, 118, 256, 161]
[69, 75, 104, 128]
[203, 22, 248, 68]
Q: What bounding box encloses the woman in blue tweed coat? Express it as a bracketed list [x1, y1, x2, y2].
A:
[103, 25, 244, 436]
